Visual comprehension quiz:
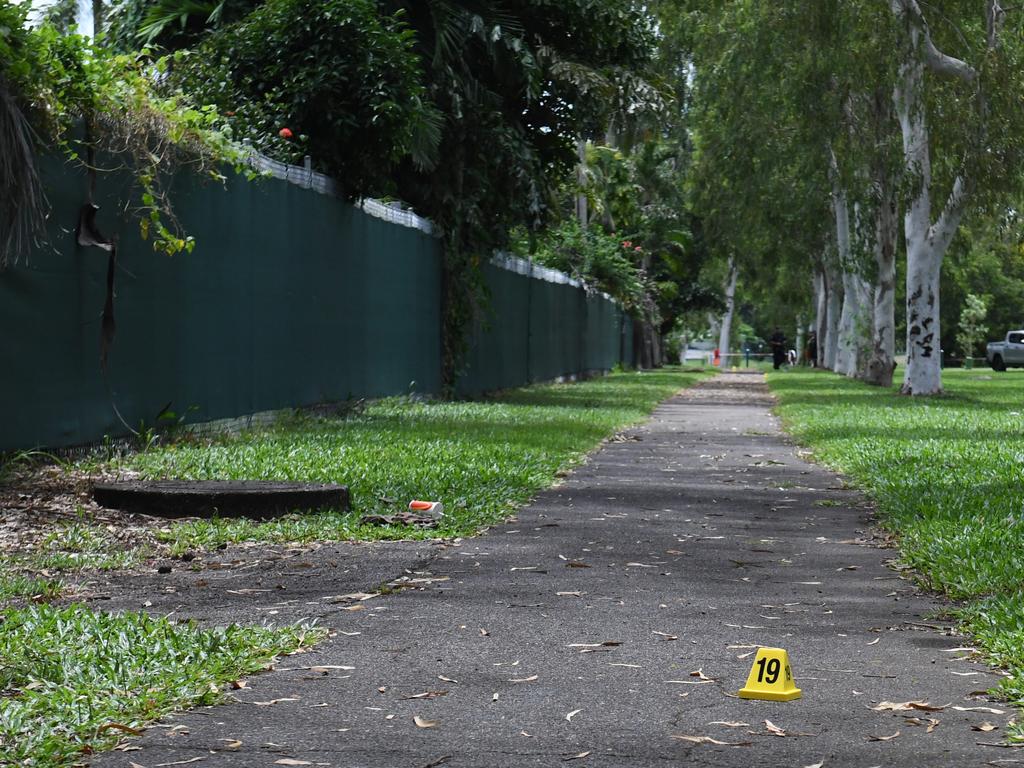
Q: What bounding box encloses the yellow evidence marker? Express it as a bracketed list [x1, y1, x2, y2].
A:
[738, 647, 802, 701]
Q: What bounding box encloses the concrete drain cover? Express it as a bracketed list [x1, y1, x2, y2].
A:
[92, 480, 349, 519]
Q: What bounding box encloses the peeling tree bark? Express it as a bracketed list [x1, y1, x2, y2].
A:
[829, 154, 865, 377]
[864, 177, 898, 386]
[718, 257, 738, 361]
[814, 264, 827, 366]
[891, 0, 978, 395]
[837, 269, 872, 377]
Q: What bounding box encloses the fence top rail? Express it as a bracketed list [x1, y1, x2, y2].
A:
[247, 151, 617, 296]
[247, 152, 435, 236]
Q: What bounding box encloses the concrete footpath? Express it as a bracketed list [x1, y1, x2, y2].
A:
[92, 372, 1011, 768]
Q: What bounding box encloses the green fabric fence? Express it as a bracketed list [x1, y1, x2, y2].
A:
[0, 160, 633, 452]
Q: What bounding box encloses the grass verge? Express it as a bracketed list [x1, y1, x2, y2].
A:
[0, 604, 323, 766]
[768, 367, 1024, 731]
[117, 368, 710, 553]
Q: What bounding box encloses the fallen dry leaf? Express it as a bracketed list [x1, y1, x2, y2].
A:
[764, 720, 786, 737]
[218, 739, 242, 750]
[953, 706, 1005, 715]
[414, 716, 439, 729]
[251, 698, 299, 706]
[154, 759, 205, 767]
[868, 731, 901, 742]
[867, 638, 880, 646]
[871, 701, 945, 713]
[671, 735, 752, 746]
[690, 669, 713, 681]
[328, 592, 378, 602]
[567, 641, 622, 648]
[563, 751, 591, 761]
[403, 691, 448, 700]
[566, 709, 582, 722]
[557, 591, 583, 597]
[973, 722, 999, 732]
[653, 631, 678, 641]
[276, 664, 354, 672]
[707, 721, 749, 728]
[274, 761, 312, 767]
[438, 675, 459, 684]
[97, 723, 143, 736]
[801, 762, 824, 768]
[903, 717, 940, 733]
[479, 628, 490, 636]
[509, 675, 538, 683]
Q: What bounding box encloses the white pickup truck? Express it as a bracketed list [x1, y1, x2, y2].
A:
[986, 330, 1024, 371]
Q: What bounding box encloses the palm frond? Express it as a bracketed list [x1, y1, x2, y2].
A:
[0, 78, 47, 269]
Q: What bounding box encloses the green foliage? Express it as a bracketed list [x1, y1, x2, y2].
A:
[943, 213, 1024, 352]
[770, 368, 1024, 729]
[107, 0, 259, 52]
[0, 604, 323, 766]
[116, 369, 710, 550]
[379, 0, 658, 387]
[173, 0, 439, 198]
[956, 293, 989, 361]
[523, 220, 645, 310]
[0, 4, 245, 263]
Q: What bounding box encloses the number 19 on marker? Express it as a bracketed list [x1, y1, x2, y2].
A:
[738, 647, 802, 701]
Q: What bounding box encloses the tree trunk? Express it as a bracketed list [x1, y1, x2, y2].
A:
[91, 0, 104, 38]
[835, 268, 863, 376]
[795, 315, 805, 366]
[814, 262, 827, 367]
[575, 140, 588, 227]
[891, 0, 973, 395]
[651, 327, 663, 367]
[863, 180, 898, 386]
[829, 164, 861, 377]
[822, 256, 842, 370]
[718, 257, 738, 361]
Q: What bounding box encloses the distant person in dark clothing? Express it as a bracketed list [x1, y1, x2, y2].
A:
[806, 331, 818, 367]
[770, 328, 786, 370]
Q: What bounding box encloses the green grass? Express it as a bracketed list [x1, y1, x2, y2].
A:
[117, 368, 710, 552]
[0, 604, 323, 766]
[768, 367, 1024, 726]
[0, 569, 61, 602]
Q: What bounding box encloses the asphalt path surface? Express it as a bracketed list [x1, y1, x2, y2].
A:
[92, 372, 1010, 768]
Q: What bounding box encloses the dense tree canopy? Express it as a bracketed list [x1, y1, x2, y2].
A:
[14, 0, 1024, 388]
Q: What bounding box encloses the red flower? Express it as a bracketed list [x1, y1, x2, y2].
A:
[622, 240, 632, 248]
[634, 246, 643, 252]
[279, 127, 293, 139]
